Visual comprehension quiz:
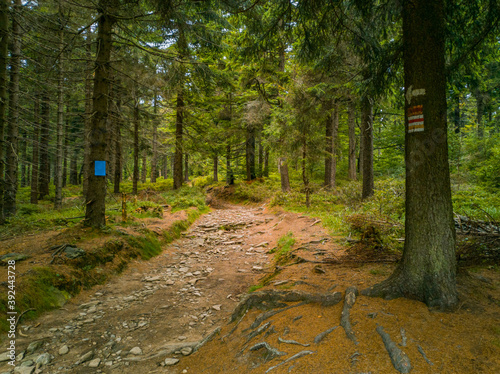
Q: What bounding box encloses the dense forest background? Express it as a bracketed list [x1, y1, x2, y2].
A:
[0, 0, 499, 235]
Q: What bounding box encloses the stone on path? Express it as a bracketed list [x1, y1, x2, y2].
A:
[129, 347, 142, 355]
[58, 345, 69, 355]
[164, 358, 180, 366]
[88, 358, 101, 368]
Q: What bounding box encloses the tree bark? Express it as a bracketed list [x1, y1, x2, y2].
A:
[264, 147, 269, 177]
[62, 108, 69, 188]
[173, 90, 184, 189]
[38, 92, 50, 199]
[0, 0, 7, 221]
[85, 0, 115, 227]
[258, 138, 263, 178]
[113, 79, 122, 193]
[4, 0, 22, 217]
[279, 158, 291, 192]
[475, 88, 484, 138]
[133, 101, 139, 195]
[362, 0, 458, 310]
[20, 128, 27, 187]
[325, 103, 339, 188]
[141, 147, 147, 184]
[30, 94, 40, 204]
[82, 28, 93, 199]
[348, 99, 357, 181]
[184, 153, 189, 182]
[246, 125, 256, 181]
[361, 95, 374, 199]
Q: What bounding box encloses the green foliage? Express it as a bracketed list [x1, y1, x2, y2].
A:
[126, 234, 162, 260]
[161, 186, 207, 212]
[271, 232, 296, 265]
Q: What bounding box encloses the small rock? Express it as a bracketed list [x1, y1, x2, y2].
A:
[87, 306, 97, 314]
[64, 246, 85, 259]
[0, 352, 11, 362]
[252, 266, 263, 271]
[76, 350, 94, 365]
[20, 360, 34, 367]
[177, 336, 187, 341]
[129, 347, 142, 355]
[58, 345, 69, 355]
[0, 253, 30, 263]
[88, 358, 101, 368]
[13, 367, 34, 374]
[165, 280, 175, 285]
[179, 267, 189, 273]
[35, 353, 51, 366]
[180, 347, 193, 356]
[164, 358, 180, 366]
[212, 305, 221, 311]
[27, 341, 44, 355]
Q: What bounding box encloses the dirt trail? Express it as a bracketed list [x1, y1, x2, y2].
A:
[1, 204, 330, 373]
[2, 204, 499, 374]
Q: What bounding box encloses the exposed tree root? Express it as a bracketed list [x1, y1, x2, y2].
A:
[264, 350, 315, 373]
[249, 342, 286, 362]
[247, 301, 309, 330]
[231, 290, 342, 323]
[340, 286, 359, 345]
[314, 326, 338, 344]
[417, 345, 433, 366]
[376, 325, 412, 373]
[278, 336, 310, 347]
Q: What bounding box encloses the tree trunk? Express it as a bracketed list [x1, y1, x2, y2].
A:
[62, 109, 69, 188]
[302, 133, 310, 207]
[113, 80, 122, 193]
[141, 147, 147, 183]
[151, 95, 158, 183]
[348, 99, 357, 181]
[246, 125, 256, 181]
[361, 95, 374, 199]
[264, 147, 269, 177]
[325, 103, 339, 188]
[213, 155, 218, 182]
[30, 94, 40, 204]
[82, 28, 93, 199]
[184, 153, 189, 182]
[475, 88, 484, 138]
[85, 0, 115, 227]
[133, 101, 139, 195]
[453, 94, 460, 134]
[20, 128, 27, 187]
[4, 0, 22, 217]
[258, 138, 263, 177]
[362, 0, 458, 310]
[0, 0, 7, 221]
[38, 92, 50, 199]
[55, 12, 65, 210]
[279, 158, 291, 192]
[226, 143, 234, 185]
[173, 90, 184, 189]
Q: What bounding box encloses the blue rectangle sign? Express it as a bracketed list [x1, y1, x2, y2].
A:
[95, 161, 106, 176]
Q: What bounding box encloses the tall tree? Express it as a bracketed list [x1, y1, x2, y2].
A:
[348, 99, 357, 181]
[0, 0, 8, 222]
[85, 0, 116, 227]
[4, 0, 22, 217]
[361, 94, 374, 199]
[362, 0, 458, 310]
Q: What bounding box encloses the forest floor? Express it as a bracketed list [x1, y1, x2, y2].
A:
[1, 200, 499, 374]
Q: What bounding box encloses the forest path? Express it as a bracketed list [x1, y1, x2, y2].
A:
[4, 203, 332, 374]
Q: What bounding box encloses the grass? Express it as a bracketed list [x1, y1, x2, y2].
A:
[271, 232, 296, 265]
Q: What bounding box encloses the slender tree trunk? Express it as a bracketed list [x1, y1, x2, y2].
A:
[173, 90, 184, 189]
[113, 80, 122, 193]
[213, 155, 218, 182]
[38, 92, 50, 199]
[141, 148, 147, 183]
[264, 147, 269, 177]
[162, 153, 168, 179]
[82, 29, 93, 199]
[0, 0, 7, 221]
[361, 95, 374, 199]
[302, 132, 310, 207]
[325, 103, 339, 188]
[85, 1, 115, 227]
[133, 101, 139, 195]
[151, 94, 158, 183]
[55, 12, 65, 210]
[362, 0, 457, 310]
[30, 94, 40, 204]
[4, 0, 22, 217]
[348, 99, 357, 181]
[184, 154, 189, 182]
[475, 88, 484, 138]
[453, 94, 460, 134]
[69, 148, 78, 185]
[62, 109, 69, 188]
[246, 125, 256, 181]
[258, 138, 263, 178]
[106, 76, 115, 182]
[20, 129, 27, 187]
[279, 158, 291, 192]
[226, 143, 234, 185]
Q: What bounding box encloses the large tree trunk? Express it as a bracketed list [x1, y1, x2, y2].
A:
[150, 94, 158, 184]
[361, 95, 374, 199]
[38, 92, 50, 199]
[0, 0, 7, 221]
[279, 158, 291, 192]
[246, 125, 256, 181]
[82, 29, 93, 199]
[133, 101, 139, 195]
[173, 90, 184, 189]
[85, 1, 115, 227]
[348, 99, 357, 181]
[30, 94, 40, 204]
[55, 12, 65, 210]
[362, 0, 457, 310]
[4, 0, 22, 217]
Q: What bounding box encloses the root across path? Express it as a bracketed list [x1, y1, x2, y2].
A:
[1, 204, 499, 374]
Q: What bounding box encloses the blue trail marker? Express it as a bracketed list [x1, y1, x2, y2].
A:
[94, 161, 106, 176]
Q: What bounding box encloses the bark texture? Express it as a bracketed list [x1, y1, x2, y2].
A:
[362, 0, 458, 310]
[38, 92, 50, 199]
[279, 158, 291, 192]
[348, 99, 357, 181]
[30, 94, 40, 204]
[246, 125, 256, 181]
[173, 90, 184, 189]
[0, 0, 7, 220]
[361, 95, 373, 199]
